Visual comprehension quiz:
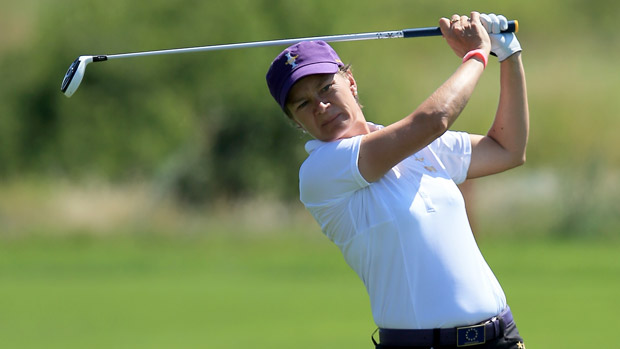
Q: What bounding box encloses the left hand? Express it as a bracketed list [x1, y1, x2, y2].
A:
[479, 13, 522, 61]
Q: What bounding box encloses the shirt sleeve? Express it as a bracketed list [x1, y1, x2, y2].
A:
[299, 136, 370, 206]
[428, 131, 472, 184]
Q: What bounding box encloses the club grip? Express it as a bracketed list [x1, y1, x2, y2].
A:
[402, 20, 518, 38]
[507, 20, 519, 33]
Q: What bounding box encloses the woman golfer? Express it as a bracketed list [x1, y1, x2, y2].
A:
[266, 12, 528, 349]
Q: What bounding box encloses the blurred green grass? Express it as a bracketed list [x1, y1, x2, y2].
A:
[1, 231, 618, 349]
[0, 232, 372, 348]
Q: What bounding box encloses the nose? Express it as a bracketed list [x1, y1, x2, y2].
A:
[316, 100, 330, 114]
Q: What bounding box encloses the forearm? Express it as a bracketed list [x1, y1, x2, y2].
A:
[488, 53, 529, 163]
[419, 57, 486, 131]
[359, 12, 491, 182]
[359, 59, 485, 182]
[383, 59, 485, 161]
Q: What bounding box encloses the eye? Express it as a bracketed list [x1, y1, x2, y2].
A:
[296, 100, 308, 111]
[321, 82, 334, 93]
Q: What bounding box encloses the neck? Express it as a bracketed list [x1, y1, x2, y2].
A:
[339, 110, 370, 140]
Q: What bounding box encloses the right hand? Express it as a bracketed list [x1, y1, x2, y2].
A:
[479, 13, 522, 61]
[439, 11, 491, 58]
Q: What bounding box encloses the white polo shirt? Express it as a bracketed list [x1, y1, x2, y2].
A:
[299, 126, 506, 329]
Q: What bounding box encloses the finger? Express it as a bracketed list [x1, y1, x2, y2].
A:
[439, 17, 452, 33]
[479, 13, 491, 32]
[470, 11, 481, 25]
[498, 15, 508, 31]
[489, 13, 500, 34]
[449, 14, 461, 26]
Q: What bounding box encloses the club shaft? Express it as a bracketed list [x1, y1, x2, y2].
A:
[98, 20, 517, 61]
[105, 31, 404, 60]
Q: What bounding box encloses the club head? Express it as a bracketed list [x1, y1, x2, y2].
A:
[61, 55, 93, 97]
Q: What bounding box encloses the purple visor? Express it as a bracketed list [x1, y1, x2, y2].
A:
[266, 40, 344, 110]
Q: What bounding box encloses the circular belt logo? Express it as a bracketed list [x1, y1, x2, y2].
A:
[465, 328, 479, 342]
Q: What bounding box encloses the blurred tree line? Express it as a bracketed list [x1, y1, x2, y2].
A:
[2, 0, 335, 203]
[2, 0, 620, 212]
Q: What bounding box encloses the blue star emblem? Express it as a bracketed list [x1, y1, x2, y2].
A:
[285, 52, 298, 68]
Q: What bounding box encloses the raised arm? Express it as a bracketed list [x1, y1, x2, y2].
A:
[467, 53, 528, 178]
[358, 12, 491, 182]
[467, 14, 529, 178]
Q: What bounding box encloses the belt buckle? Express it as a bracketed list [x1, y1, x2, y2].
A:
[456, 323, 486, 347]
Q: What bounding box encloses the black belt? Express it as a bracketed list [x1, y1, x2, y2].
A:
[374, 307, 513, 348]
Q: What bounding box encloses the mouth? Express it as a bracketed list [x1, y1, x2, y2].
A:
[321, 113, 342, 127]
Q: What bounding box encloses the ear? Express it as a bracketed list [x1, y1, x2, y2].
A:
[345, 70, 358, 96]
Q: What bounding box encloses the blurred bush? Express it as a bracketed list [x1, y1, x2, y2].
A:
[1, 0, 619, 215]
[1, 0, 330, 202]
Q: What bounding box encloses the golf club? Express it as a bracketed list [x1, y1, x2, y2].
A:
[61, 20, 518, 97]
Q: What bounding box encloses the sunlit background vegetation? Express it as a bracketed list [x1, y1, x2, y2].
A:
[1, 0, 619, 347]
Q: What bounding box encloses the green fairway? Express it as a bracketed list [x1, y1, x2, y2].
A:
[479, 238, 620, 348]
[0, 233, 373, 348]
[0, 232, 618, 348]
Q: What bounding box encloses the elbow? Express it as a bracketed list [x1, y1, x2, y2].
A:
[495, 151, 526, 174]
[413, 96, 461, 138]
[406, 110, 450, 141]
[488, 132, 528, 170]
[421, 106, 453, 136]
[434, 101, 464, 134]
[516, 142, 528, 166]
[431, 114, 451, 137]
[515, 156, 526, 168]
[510, 151, 527, 168]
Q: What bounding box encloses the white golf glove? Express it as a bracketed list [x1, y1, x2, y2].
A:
[480, 13, 522, 61]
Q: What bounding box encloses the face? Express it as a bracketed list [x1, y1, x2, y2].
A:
[286, 71, 368, 142]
